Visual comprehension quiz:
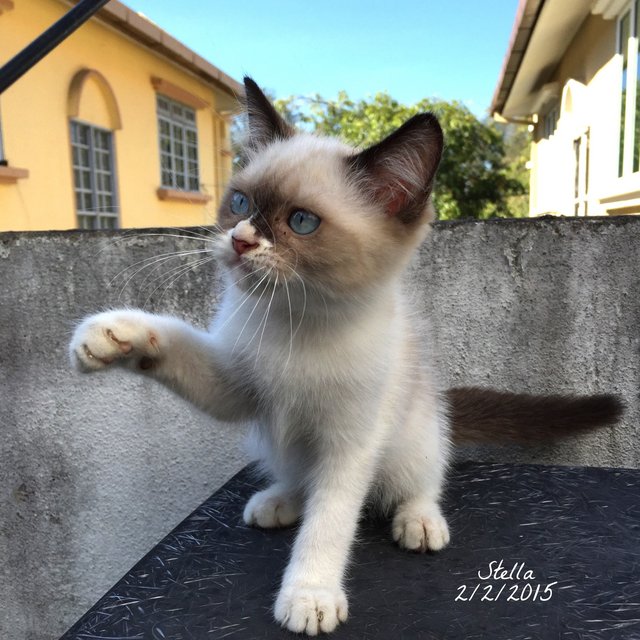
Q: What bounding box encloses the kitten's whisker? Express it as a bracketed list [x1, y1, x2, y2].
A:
[203, 222, 225, 235]
[318, 288, 330, 334]
[140, 256, 209, 299]
[232, 269, 274, 354]
[139, 253, 211, 293]
[216, 260, 265, 294]
[170, 226, 222, 242]
[216, 268, 271, 332]
[121, 231, 218, 244]
[286, 265, 307, 338]
[242, 271, 274, 360]
[231, 269, 272, 354]
[153, 255, 216, 307]
[113, 249, 213, 302]
[110, 247, 213, 287]
[247, 269, 273, 352]
[142, 255, 214, 309]
[93, 229, 219, 264]
[283, 277, 294, 369]
[135, 250, 213, 293]
[255, 273, 279, 367]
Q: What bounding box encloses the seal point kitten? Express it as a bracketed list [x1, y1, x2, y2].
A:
[69, 77, 622, 635]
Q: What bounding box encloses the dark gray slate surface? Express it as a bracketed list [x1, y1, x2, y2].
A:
[61, 461, 640, 640]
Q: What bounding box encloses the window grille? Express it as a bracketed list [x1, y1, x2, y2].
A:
[157, 94, 200, 192]
[70, 120, 118, 229]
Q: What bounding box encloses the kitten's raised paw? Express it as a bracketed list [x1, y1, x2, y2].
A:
[392, 504, 450, 552]
[243, 485, 300, 528]
[70, 311, 160, 372]
[274, 582, 348, 635]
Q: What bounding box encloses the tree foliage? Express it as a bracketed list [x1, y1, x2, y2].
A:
[275, 92, 529, 220]
[498, 122, 531, 218]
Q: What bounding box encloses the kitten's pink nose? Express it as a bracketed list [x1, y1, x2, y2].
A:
[232, 236, 258, 256]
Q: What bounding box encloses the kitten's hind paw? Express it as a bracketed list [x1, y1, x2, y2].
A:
[69, 310, 160, 373]
[243, 484, 301, 528]
[392, 501, 450, 552]
[274, 582, 348, 635]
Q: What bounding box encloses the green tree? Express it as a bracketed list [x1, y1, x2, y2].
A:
[499, 122, 531, 218]
[275, 92, 528, 220]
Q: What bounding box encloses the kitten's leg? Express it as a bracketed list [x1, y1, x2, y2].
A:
[69, 309, 253, 421]
[388, 399, 451, 552]
[274, 447, 376, 635]
[392, 496, 450, 552]
[243, 482, 302, 528]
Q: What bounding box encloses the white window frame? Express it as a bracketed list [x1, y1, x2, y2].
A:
[70, 120, 119, 230]
[543, 103, 559, 139]
[618, 0, 640, 176]
[573, 129, 590, 216]
[157, 94, 200, 192]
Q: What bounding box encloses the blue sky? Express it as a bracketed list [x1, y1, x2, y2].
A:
[125, 0, 518, 117]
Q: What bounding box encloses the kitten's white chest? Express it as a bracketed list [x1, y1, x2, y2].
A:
[211, 285, 396, 400]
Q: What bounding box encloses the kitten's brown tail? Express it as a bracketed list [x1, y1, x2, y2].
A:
[447, 387, 624, 444]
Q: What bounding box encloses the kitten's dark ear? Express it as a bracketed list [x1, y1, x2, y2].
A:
[243, 76, 294, 149]
[347, 113, 443, 222]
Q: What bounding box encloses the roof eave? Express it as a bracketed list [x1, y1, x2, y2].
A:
[65, 0, 243, 105]
[490, 0, 546, 118]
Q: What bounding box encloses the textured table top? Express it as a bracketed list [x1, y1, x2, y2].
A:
[61, 462, 640, 640]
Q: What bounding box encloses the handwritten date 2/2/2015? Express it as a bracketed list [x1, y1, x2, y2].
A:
[455, 561, 557, 603]
[455, 581, 557, 603]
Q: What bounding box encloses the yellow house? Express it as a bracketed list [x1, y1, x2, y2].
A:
[0, 0, 242, 231]
[492, 0, 640, 216]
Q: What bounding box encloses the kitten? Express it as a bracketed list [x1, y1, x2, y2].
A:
[69, 77, 622, 635]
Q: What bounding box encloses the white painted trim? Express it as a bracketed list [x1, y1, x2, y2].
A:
[593, 0, 631, 20]
[615, 1, 640, 176]
[600, 185, 640, 202]
[623, 35, 638, 175]
[561, 80, 588, 130]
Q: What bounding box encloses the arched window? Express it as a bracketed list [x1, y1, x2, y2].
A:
[67, 69, 121, 229]
[561, 80, 589, 216]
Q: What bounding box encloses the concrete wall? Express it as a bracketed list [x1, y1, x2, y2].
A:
[1, 217, 638, 639]
[413, 216, 638, 468]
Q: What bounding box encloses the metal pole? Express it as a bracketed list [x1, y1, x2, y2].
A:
[0, 101, 5, 162]
[0, 0, 111, 94]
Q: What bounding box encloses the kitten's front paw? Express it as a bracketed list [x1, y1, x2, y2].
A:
[392, 504, 450, 552]
[243, 485, 301, 528]
[274, 582, 348, 635]
[70, 311, 160, 373]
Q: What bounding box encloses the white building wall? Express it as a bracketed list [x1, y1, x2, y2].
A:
[530, 51, 624, 216]
[528, 10, 640, 216]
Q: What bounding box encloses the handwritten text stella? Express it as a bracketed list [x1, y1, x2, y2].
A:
[478, 560, 535, 581]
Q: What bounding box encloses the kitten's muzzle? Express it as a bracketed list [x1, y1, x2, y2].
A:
[232, 236, 259, 256]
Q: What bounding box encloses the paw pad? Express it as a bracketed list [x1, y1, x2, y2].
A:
[392, 510, 450, 553]
[138, 356, 155, 370]
[275, 584, 348, 635]
[106, 329, 133, 354]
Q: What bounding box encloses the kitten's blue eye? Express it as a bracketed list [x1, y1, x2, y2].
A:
[230, 190, 250, 215]
[288, 210, 320, 235]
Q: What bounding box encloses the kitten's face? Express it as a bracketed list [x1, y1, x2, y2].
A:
[216, 136, 419, 296]
[215, 78, 443, 300]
